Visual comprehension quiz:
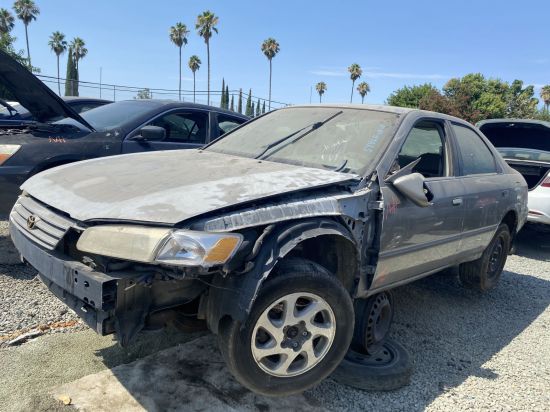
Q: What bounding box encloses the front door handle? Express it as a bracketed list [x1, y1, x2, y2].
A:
[452, 198, 463, 206]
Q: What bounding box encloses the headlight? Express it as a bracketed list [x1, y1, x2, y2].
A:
[0, 144, 21, 165]
[76, 225, 243, 268]
[155, 231, 242, 266]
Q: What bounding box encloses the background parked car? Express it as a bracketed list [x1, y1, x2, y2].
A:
[478, 119, 550, 225]
[0, 50, 249, 214]
[0, 97, 112, 128]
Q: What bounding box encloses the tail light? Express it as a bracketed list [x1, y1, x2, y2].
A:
[542, 174, 550, 188]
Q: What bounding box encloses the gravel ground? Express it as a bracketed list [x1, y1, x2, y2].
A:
[0, 219, 549, 411]
[0, 219, 81, 337]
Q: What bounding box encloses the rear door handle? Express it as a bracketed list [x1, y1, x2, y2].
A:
[452, 198, 463, 206]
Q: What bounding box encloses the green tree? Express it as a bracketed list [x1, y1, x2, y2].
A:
[315, 81, 327, 103]
[69, 38, 87, 96]
[169, 22, 189, 101]
[348, 63, 362, 103]
[0, 8, 15, 33]
[135, 88, 152, 99]
[262, 100, 266, 114]
[220, 78, 225, 108]
[261, 37, 280, 111]
[224, 84, 229, 109]
[195, 10, 218, 105]
[238, 88, 243, 114]
[386, 83, 439, 108]
[48, 31, 67, 95]
[230, 94, 234, 111]
[13, 0, 39, 67]
[188, 55, 201, 103]
[506, 80, 539, 118]
[256, 99, 260, 117]
[541, 86, 550, 112]
[245, 89, 253, 116]
[357, 81, 370, 104]
[64, 46, 77, 96]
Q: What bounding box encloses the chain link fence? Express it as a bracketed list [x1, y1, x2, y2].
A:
[36, 74, 290, 110]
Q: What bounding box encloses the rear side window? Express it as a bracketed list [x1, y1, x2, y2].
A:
[218, 114, 245, 135]
[453, 124, 497, 175]
[149, 112, 209, 143]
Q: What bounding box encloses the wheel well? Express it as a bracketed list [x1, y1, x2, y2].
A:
[502, 210, 518, 235]
[282, 234, 358, 293]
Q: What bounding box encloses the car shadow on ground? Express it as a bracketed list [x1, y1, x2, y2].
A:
[82, 230, 550, 411]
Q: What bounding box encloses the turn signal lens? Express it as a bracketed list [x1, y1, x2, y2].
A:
[0, 145, 20, 165]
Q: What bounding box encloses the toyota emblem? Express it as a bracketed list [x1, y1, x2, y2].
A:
[26, 215, 38, 230]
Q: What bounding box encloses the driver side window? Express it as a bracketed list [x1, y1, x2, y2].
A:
[149, 111, 208, 144]
[397, 121, 446, 178]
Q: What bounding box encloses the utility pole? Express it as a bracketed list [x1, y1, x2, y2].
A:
[99, 67, 102, 99]
[309, 86, 312, 104]
[113, 85, 116, 101]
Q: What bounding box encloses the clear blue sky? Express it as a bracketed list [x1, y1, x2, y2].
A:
[7, 0, 549, 106]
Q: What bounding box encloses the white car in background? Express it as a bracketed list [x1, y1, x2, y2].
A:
[478, 119, 550, 225]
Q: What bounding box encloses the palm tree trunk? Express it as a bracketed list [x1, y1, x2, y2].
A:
[24, 23, 31, 67]
[319, 93, 321, 103]
[178, 46, 182, 101]
[207, 40, 211, 105]
[361, 95, 364, 104]
[193, 72, 196, 103]
[350, 80, 355, 103]
[268, 59, 272, 111]
[56, 55, 60, 95]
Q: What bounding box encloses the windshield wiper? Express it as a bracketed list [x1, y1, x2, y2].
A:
[255, 110, 343, 160]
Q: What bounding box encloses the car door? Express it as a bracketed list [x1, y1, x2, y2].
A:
[371, 119, 466, 290]
[450, 122, 508, 256]
[122, 109, 211, 154]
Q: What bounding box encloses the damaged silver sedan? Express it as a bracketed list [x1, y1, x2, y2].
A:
[10, 105, 528, 396]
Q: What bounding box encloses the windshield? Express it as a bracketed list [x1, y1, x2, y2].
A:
[497, 147, 550, 163]
[207, 107, 399, 174]
[54, 100, 162, 131]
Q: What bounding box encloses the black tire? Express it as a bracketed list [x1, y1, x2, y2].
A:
[331, 338, 412, 391]
[459, 223, 511, 291]
[218, 258, 354, 396]
[352, 291, 394, 355]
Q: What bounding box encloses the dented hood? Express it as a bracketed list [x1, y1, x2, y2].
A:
[22, 150, 358, 224]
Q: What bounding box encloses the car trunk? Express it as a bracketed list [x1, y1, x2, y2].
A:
[479, 120, 550, 190]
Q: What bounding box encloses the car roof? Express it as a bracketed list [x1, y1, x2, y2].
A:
[62, 97, 113, 103]
[118, 99, 250, 120]
[283, 104, 474, 126]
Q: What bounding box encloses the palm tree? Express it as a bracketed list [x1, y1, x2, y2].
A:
[195, 10, 218, 105]
[316, 82, 327, 103]
[541, 85, 550, 112]
[356, 81, 370, 104]
[70, 37, 88, 71]
[13, 0, 39, 66]
[169, 22, 189, 101]
[348, 63, 362, 103]
[48, 31, 67, 95]
[0, 8, 15, 34]
[261, 38, 280, 111]
[188, 55, 201, 103]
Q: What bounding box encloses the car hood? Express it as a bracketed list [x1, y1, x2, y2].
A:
[22, 150, 359, 225]
[0, 50, 94, 129]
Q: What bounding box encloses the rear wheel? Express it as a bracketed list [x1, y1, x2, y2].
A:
[459, 223, 511, 291]
[218, 258, 354, 396]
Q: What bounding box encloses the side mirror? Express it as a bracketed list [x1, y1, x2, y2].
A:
[391, 172, 432, 207]
[131, 125, 166, 142]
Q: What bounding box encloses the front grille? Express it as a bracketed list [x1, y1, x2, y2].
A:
[10, 196, 76, 250]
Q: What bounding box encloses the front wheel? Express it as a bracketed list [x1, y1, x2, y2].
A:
[218, 258, 354, 396]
